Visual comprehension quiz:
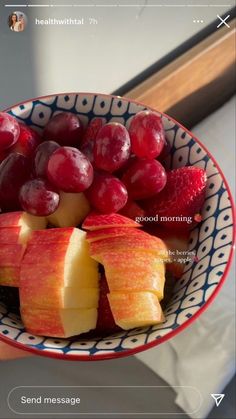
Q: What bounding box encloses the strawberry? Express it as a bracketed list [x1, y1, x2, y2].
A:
[142, 166, 207, 232]
[119, 199, 145, 221]
[80, 118, 103, 163]
[96, 274, 120, 334]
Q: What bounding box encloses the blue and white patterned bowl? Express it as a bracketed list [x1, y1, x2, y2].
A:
[0, 93, 235, 361]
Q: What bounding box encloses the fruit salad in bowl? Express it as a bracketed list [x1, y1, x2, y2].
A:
[0, 93, 235, 360]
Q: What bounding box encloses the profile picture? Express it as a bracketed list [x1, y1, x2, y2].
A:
[8, 11, 27, 32]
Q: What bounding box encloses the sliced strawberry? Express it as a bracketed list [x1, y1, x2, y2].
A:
[142, 166, 207, 232]
[80, 118, 103, 163]
[96, 274, 120, 334]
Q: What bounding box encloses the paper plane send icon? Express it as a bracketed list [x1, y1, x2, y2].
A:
[211, 394, 225, 407]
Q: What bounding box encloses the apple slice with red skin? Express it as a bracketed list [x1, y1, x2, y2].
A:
[0, 227, 22, 244]
[0, 211, 46, 244]
[0, 244, 25, 266]
[29, 227, 82, 244]
[20, 227, 99, 288]
[0, 211, 24, 227]
[23, 241, 97, 268]
[20, 262, 99, 289]
[99, 250, 163, 271]
[0, 244, 25, 286]
[21, 306, 97, 338]
[20, 286, 99, 309]
[108, 292, 165, 330]
[86, 226, 144, 243]
[105, 268, 165, 300]
[89, 234, 168, 263]
[0, 211, 46, 287]
[0, 266, 21, 287]
[102, 252, 165, 300]
[82, 212, 141, 230]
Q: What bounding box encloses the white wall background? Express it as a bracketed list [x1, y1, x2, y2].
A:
[0, 0, 231, 108]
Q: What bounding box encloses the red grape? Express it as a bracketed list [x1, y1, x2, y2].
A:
[79, 141, 94, 165]
[80, 118, 103, 164]
[47, 146, 93, 193]
[129, 111, 165, 159]
[94, 122, 131, 172]
[0, 113, 20, 151]
[7, 123, 42, 158]
[34, 141, 60, 178]
[0, 153, 31, 211]
[0, 150, 7, 163]
[122, 158, 167, 200]
[43, 112, 83, 147]
[85, 171, 128, 213]
[82, 118, 103, 145]
[19, 178, 60, 216]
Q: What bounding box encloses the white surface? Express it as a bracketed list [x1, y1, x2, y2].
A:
[0, 1, 231, 108]
[30, 0, 230, 95]
[136, 97, 236, 419]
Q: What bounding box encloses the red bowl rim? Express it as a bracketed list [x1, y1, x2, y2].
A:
[0, 92, 235, 361]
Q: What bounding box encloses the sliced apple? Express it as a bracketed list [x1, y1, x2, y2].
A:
[0, 244, 25, 266]
[108, 292, 165, 330]
[0, 211, 47, 244]
[102, 251, 165, 300]
[0, 266, 20, 287]
[0, 244, 26, 286]
[20, 228, 99, 288]
[82, 212, 141, 230]
[86, 226, 142, 243]
[29, 227, 82, 244]
[23, 228, 96, 266]
[0, 211, 26, 227]
[23, 242, 97, 269]
[106, 271, 165, 301]
[89, 234, 168, 263]
[20, 287, 99, 309]
[47, 191, 90, 227]
[20, 263, 99, 289]
[97, 250, 164, 269]
[0, 227, 22, 244]
[21, 306, 97, 338]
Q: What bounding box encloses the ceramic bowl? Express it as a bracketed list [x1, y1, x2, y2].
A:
[0, 93, 235, 360]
